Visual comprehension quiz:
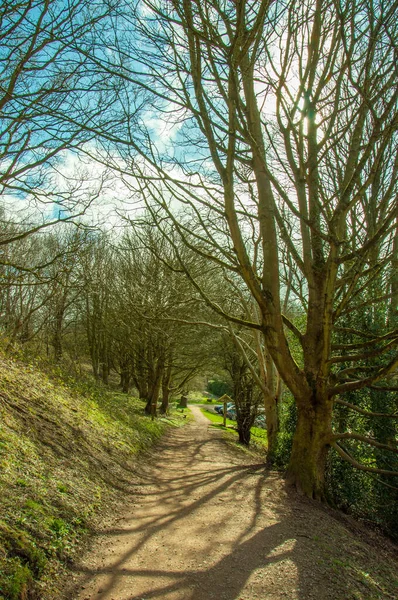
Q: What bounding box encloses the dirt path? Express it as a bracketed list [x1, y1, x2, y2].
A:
[68, 406, 398, 600]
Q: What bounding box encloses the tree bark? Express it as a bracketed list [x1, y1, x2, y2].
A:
[144, 357, 164, 418]
[159, 364, 172, 414]
[237, 406, 252, 446]
[120, 368, 130, 393]
[285, 397, 333, 500]
[264, 396, 279, 464]
[159, 388, 170, 414]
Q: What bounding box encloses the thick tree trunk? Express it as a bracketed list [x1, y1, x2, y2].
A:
[237, 419, 251, 445]
[285, 398, 333, 500]
[236, 405, 253, 446]
[53, 330, 63, 362]
[144, 358, 164, 418]
[137, 380, 149, 402]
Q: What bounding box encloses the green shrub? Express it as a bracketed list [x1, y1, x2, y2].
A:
[207, 377, 233, 398]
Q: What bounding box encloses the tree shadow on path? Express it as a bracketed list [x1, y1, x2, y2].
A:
[69, 415, 372, 600]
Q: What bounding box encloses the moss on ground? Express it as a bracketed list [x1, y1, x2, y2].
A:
[0, 354, 180, 600]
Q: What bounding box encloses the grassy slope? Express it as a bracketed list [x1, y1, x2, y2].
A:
[0, 354, 178, 600]
[200, 406, 268, 450]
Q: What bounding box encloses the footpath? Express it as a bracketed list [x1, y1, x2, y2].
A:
[67, 405, 398, 600]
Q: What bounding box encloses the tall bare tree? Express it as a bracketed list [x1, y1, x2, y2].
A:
[99, 0, 398, 497]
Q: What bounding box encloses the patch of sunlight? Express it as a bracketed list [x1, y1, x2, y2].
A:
[247, 552, 299, 600]
[267, 537, 297, 557]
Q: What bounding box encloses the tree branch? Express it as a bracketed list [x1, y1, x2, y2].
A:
[332, 443, 398, 477]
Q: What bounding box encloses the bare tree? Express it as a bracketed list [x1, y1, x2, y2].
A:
[0, 0, 115, 246]
[114, 228, 220, 415]
[98, 0, 398, 498]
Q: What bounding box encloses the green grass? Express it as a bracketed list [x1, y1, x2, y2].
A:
[200, 407, 237, 427]
[200, 408, 268, 450]
[187, 391, 220, 404]
[0, 353, 183, 600]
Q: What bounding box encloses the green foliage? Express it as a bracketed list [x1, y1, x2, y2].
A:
[187, 391, 219, 404]
[328, 309, 398, 541]
[273, 391, 297, 469]
[0, 559, 33, 600]
[327, 449, 398, 542]
[56, 483, 68, 494]
[207, 377, 232, 398]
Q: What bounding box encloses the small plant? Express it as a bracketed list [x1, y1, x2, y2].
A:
[15, 479, 28, 488]
[48, 517, 70, 538]
[57, 482, 68, 494]
[24, 499, 44, 513]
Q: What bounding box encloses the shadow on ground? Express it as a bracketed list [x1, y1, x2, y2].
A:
[68, 412, 397, 600]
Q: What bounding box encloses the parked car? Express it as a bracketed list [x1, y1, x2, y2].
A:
[226, 407, 237, 420]
[214, 402, 234, 415]
[254, 414, 266, 429]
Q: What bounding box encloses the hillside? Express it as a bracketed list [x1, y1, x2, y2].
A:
[0, 354, 177, 600]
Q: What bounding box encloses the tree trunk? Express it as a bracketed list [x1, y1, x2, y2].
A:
[264, 397, 279, 464]
[389, 216, 398, 328]
[159, 364, 172, 414]
[236, 399, 254, 446]
[159, 390, 170, 415]
[144, 358, 164, 418]
[159, 388, 170, 414]
[92, 354, 99, 380]
[237, 413, 252, 446]
[136, 375, 149, 402]
[285, 397, 333, 500]
[120, 369, 130, 393]
[101, 360, 110, 385]
[53, 321, 63, 362]
[254, 329, 280, 463]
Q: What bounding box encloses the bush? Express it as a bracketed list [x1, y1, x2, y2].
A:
[207, 378, 232, 398]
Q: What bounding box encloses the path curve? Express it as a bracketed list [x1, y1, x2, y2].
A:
[67, 406, 395, 600]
